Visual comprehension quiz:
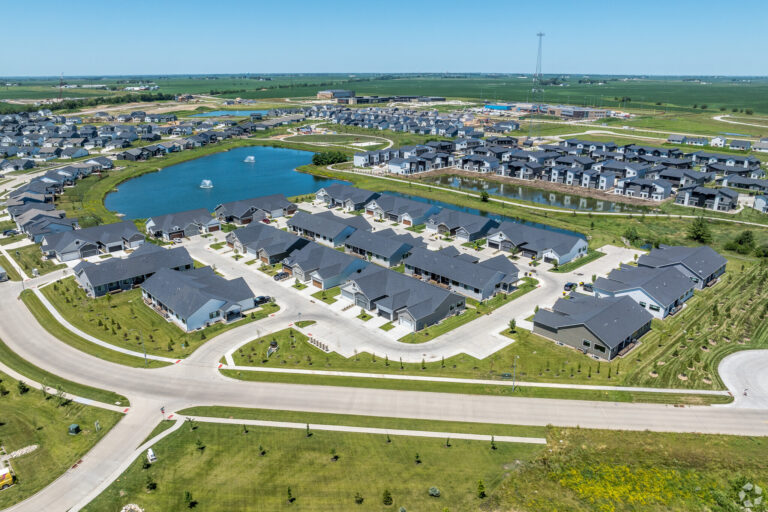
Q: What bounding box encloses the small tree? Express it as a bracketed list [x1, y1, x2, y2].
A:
[354, 492, 364, 504]
[508, 319, 516, 333]
[146, 475, 157, 491]
[382, 489, 393, 505]
[415, 453, 422, 464]
[480, 191, 490, 202]
[184, 490, 196, 508]
[287, 487, 295, 503]
[17, 380, 29, 395]
[688, 216, 712, 243]
[490, 436, 497, 450]
[306, 424, 312, 437]
[477, 480, 487, 499]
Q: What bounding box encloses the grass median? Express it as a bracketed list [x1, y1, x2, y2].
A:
[21, 290, 170, 369]
[0, 336, 128, 405]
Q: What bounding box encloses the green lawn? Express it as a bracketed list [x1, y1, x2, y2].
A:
[20, 290, 169, 369]
[258, 262, 282, 276]
[295, 320, 316, 328]
[461, 238, 486, 249]
[83, 419, 542, 512]
[550, 249, 607, 273]
[311, 286, 340, 305]
[40, 278, 279, 358]
[0, 234, 26, 246]
[0, 254, 21, 281]
[399, 278, 538, 343]
[8, 244, 65, 276]
[379, 322, 395, 331]
[209, 242, 225, 250]
[496, 426, 768, 512]
[177, 407, 547, 438]
[0, 337, 128, 405]
[0, 371, 122, 510]
[356, 310, 372, 321]
[293, 281, 308, 290]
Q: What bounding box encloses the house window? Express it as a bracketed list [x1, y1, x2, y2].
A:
[649, 305, 660, 312]
[639, 302, 646, 308]
[209, 311, 219, 319]
[582, 340, 591, 347]
[594, 344, 606, 353]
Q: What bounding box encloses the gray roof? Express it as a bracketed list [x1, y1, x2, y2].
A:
[288, 211, 368, 240]
[228, 223, 307, 257]
[146, 208, 213, 233]
[141, 266, 255, 320]
[594, 264, 693, 308]
[534, 294, 652, 349]
[343, 228, 423, 259]
[283, 241, 364, 279]
[490, 221, 585, 257]
[637, 245, 727, 279]
[364, 194, 440, 219]
[74, 244, 193, 288]
[426, 209, 498, 236]
[41, 221, 142, 254]
[404, 247, 518, 290]
[214, 194, 295, 218]
[347, 265, 462, 322]
[316, 183, 379, 205]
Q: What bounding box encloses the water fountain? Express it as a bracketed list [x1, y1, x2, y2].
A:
[200, 179, 213, 189]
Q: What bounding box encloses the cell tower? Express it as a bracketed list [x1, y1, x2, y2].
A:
[528, 32, 545, 143]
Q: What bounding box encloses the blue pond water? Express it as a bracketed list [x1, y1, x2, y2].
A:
[383, 191, 586, 239]
[190, 110, 268, 117]
[104, 146, 344, 219]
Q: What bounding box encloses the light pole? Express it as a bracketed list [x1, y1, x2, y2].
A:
[512, 355, 520, 392]
[127, 328, 147, 368]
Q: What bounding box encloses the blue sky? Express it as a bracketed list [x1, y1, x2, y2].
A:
[4, 0, 767, 76]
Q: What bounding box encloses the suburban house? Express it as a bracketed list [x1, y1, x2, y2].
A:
[41, 221, 145, 262]
[403, 247, 518, 301]
[73, 244, 193, 297]
[141, 266, 257, 332]
[145, 209, 220, 240]
[637, 245, 726, 290]
[721, 176, 768, 193]
[214, 194, 297, 224]
[226, 223, 308, 264]
[593, 264, 695, 319]
[281, 241, 369, 289]
[533, 294, 653, 360]
[340, 265, 465, 331]
[674, 186, 739, 211]
[424, 210, 499, 242]
[657, 168, 714, 189]
[343, 228, 423, 267]
[316, 184, 379, 211]
[363, 194, 441, 226]
[613, 178, 672, 200]
[486, 222, 588, 264]
[287, 211, 369, 248]
[753, 195, 768, 213]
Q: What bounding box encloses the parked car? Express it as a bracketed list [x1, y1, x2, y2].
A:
[254, 295, 271, 305]
[564, 282, 577, 292]
[2, 229, 18, 237]
[273, 272, 290, 281]
[582, 283, 594, 293]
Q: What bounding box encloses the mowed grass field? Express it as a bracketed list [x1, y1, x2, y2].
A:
[0, 371, 122, 510]
[82, 410, 768, 512]
[83, 420, 543, 512]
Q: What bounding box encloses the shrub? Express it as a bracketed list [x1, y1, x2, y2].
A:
[354, 492, 364, 504]
[382, 489, 393, 505]
[428, 486, 441, 497]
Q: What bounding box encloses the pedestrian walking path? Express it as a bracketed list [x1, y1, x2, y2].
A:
[181, 415, 547, 445]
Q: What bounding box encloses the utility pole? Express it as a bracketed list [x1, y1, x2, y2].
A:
[58, 73, 63, 102]
[528, 32, 545, 144]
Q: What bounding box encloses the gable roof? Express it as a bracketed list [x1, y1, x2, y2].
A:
[404, 247, 518, 290]
[490, 221, 585, 257]
[594, 264, 694, 308]
[146, 208, 214, 233]
[228, 223, 307, 256]
[74, 244, 193, 288]
[534, 294, 652, 349]
[283, 241, 364, 278]
[637, 245, 727, 279]
[426, 209, 498, 235]
[343, 228, 424, 259]
[41, 221, 142, 253]
[317, 183, 379, 205]
[141, 266, 255, 319]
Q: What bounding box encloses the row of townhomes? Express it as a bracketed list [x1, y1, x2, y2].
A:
[351, 136, 767, 212]
[532, 245, 727, 360]
[667, 134, 768, 153]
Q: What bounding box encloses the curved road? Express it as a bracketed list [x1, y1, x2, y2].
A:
[0, 278, 766, 510]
